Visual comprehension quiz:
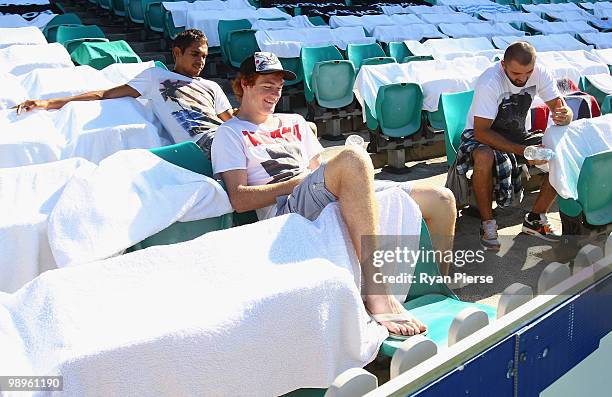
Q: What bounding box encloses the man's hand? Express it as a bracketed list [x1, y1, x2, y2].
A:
[551, 104, 571, 125]
[13, 100, 49, 115]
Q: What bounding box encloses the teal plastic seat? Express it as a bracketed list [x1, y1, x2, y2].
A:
[56, 25, 108, 54]
[403, 55, 434, 63]
[379, 221, 496, 357]
[307, 16, 327, 26]
[300, 45, 344, 104]
[218, 19, 252, 64]
[112, 0, 127, 17]
[154, 60, 168, 70]
[371, 82, 423, 139]
[42, 13, 82, 41]
[602, 95, 611, 115]
[70, 40, 141, 69]
[145, 0, 165, 33]
[279, 57, 303, 86]
[129, 142, 233, 251]
[531, 0, 549, 4]
[440, 90, 474, 166]
[557, 150, 612, 227]
[311, 60, 356, 108]
[98, 0, 113, 11]
[127, 0, 146, 24]
[226, 29, 260, 68]
[163, 6, 184, 40]
[360, 56, 396, 66]
[387, 41, 412, 63]
[346, 42, 386, 71]
[579, 76, 609, 106]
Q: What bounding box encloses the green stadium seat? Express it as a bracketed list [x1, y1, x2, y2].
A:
[347, 42, 386, 71]
[371, 82, 423, 139]
[163, 5, 184, 40]
[602, 95, 612, 115]
[129, 142, 233, 251]
[98, 0, 113, 11]
[311, 60, 356, 108]
[279, 57, 304, 86]
[56, 25, 108, 54]
[145, 1, 165, 33]
[43, 13, 82, 42]
[70, 40, 141, 69]
[154, 60, 168, 70]
[441, 90, 474, 167]
[127, 0, 146, 25]
[307, 16, 327, 26]
[387, 41, 412, 63]
[360, 56, 396, 66]
[226, 29, 260, 68]
[112, 0, 128, 17]
[579, 76, 609, 106]
[300, 45, 344, 104]
[403, 55, 434, 63]
[218, 19, 252, 65]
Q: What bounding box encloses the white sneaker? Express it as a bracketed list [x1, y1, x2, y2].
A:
[480, 219, 501, 251]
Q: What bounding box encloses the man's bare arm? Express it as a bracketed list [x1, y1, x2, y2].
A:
[14, 84, 140, 114]
[221, 169, 309, 213]
[545, 97, 572, 126]
[473, 116, 528, 156]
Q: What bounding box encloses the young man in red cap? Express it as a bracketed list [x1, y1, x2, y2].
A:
[212, 51, 458, 339]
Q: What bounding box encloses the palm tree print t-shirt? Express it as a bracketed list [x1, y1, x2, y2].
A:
[127, 67, 231, 153]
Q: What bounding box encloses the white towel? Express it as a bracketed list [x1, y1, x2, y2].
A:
[100, 60, 157, 85]
[0, 43, 73, 76]
[525, 20, 597, 35]
[423, 37, 494, 58]
[0, 71, 28, 109]
[47, 149, 233, 267]
[544, 9, 595, 22]
[537, 50, 610, 84]
[419, 12, 479, 25]
[492, 34, 591, 52]
[522, 2, 581, 15]
[585, 73, 612, 95]
[1, 187, 421, 396]
[438, 22, 523, 39]
[251, 15, 314, 31]
[479, 11, 542, 23]
[543, 115, 612, 199]
[385, 5, 455, 15]
[17, 65, 115, 99]
[594, 48, 612, 67]
[0, 26, 47, 49]
[578, 33, 612, 50]
[0, 158, 91, 293]
[372, 24, 446, 43]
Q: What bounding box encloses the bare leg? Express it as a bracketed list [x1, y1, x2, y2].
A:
[471, 146, 495, 221]
[532, 174, 557, 214]
[409, 185, 456, 276]
[324, 147, 426, 336]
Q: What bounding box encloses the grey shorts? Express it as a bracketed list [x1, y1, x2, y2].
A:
[275, 164, 412, 221]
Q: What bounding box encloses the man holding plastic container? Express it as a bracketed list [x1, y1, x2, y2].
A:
[454, 41, 573, 251]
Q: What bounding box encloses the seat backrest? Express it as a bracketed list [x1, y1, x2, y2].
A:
[347, 42, 385, 71]
[149, 141, 213, 176]
[577, 150, 612, 226]
[43, 13, 82, 36]
[278, 56, 303, 85]
[56, 25, 106, 46]
[387, 41, 411, 63]
[403, 55, 434, 63]
[45, 23, 83, 43]
[145, 1, 165, 33]
[112, 0, 127, 16]
[375, 82, 423, 138]
[312, 60, 355, 109]
[308, 16, 327, 26]
[602, 95, 611, 115]
[361, 56, 396, 67]
[218, 19, 252, 62]
[226, 29, 260, 68]
[406, 220, 457, 301]
[300, 45, 344, 103]
[128, 0, 146, 24]
[441, 90, 474, 166]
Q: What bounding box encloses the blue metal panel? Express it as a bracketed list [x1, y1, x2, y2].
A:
[408, 335, 516, 397]
[516, 273, 612, 396]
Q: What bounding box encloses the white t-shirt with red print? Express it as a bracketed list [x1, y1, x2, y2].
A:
[211, 113, 324, 219]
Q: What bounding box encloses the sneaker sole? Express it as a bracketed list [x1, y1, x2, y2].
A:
[521, 226, 561, 242]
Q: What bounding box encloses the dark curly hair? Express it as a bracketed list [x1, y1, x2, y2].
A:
[172, 29, 208, 53]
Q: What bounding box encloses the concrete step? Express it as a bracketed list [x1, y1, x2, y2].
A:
[139, 52, 173, 64]
[128, 39, 165, 53]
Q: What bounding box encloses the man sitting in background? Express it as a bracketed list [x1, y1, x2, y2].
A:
[14, 29, 232, 158]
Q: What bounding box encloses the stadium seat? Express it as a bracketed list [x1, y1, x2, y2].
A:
[129, 142, 233, 251]
[311, 60, 356, 108]
[387, 41, 412, 63]
[300, 45, 344, 104]
[361, 56, 396, 66]
[163, 5, 184, 40]
[579, 76, 609, 106]
[347, 42, 386, 71]
[441, 90, 475, 166]
[155, 60, 168, 70]
[98, 0, 113, 11]
[112, 0, 128, 18]
[378, 221, 497, 356]
[56, 25, 109, 54]
[218, 19, 252, 65]
[279, 57, 304, 86]
[308, 16, 327, 26]
[70, 40, 142, 69]
[403, 55, 434, 63]
[372, 83, 423, 139]
[127, 0, 146, 25]
[145, 1, 165, 33]
[43, 13, 82, 42]
[226, 29, 260, 68]
[602, 95, 611, 115]
[558, 150, 612, 235]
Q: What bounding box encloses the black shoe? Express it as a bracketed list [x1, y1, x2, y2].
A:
[522, 213, 561, 242]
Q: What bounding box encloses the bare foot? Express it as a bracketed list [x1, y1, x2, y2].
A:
[365, 295, 427, 337]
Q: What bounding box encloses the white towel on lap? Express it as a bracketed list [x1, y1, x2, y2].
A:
[17, 65, 115, 99]
[0, 26, 47, 49]
[0, 43, 73, 76]
[0, 72, 28, 109]
[2, 187, 420, 396]
[0, 158, 91, 293]
[48, 149, 233, 267]
[543, 115, 612, 200]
